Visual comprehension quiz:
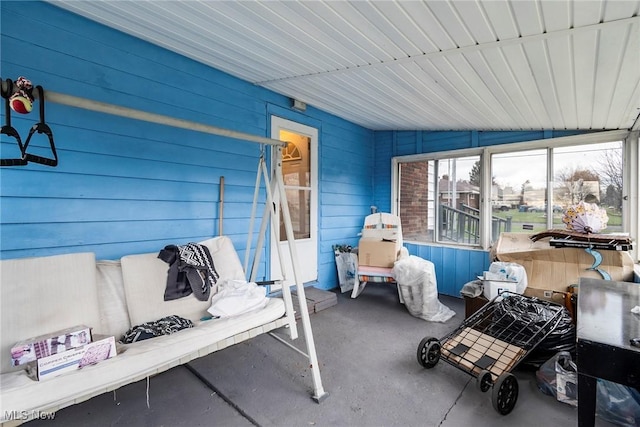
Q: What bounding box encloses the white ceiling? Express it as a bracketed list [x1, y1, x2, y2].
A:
[50, 0, 640, 131]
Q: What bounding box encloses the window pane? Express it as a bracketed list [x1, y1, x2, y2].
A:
[552, 141, 623, 232]
[398, 160, 434, 242]
[396, 136, 627, 250]
[436, 156, 482, 246]
[399, 156, 481, 246]
[279, 129, 311, 241]
[491, 150, 547, 240]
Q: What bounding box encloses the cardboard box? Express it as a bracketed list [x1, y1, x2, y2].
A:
[464, 295, 489, 318]
[11, 325, 92, 367]
[493, 233, 635, 302]
[361, 227, 400, 243]
[358, 237, 398, 268]
[27, 335, 117, 381]
[482, 279, 518, 301]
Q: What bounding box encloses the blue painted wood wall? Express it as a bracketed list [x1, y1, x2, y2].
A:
[0, 1, 373, 291]
[1, 2, 591, 296]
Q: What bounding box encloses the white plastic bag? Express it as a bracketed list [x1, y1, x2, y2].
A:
[392, 255, 455, 323]
[335, 251, 358, 293]
[208, 279, 269, 318]
[488, 261, 528, 294]
[537, 352, 640, 426]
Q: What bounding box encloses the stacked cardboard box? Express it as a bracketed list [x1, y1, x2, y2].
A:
[358, 238, 398, 268]
[492, 233, 634, 303]
[358, 214, 402, 268]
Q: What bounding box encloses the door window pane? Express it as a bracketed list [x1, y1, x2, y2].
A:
[280, 188, 310, 240]
[281, 132, 310, 187]
[279, 130, 311, 241]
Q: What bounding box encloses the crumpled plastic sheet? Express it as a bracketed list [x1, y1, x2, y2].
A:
[392, 255, 455, 323]
[488, 261, 528, 294]
[537, 352, 640, 426]
[460, 279, 483, 298]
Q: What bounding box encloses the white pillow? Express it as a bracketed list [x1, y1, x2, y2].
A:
[121, 237, 246, 326]
[95, 260, 131, 338]
[0, 252, 100, 374]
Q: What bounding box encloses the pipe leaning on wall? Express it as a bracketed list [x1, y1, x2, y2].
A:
[219, 176, 225, 236]
[0, 80, 285, 147]
[46, 91, 286, 146]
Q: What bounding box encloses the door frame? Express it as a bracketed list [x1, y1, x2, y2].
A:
[269, 115, 318, 285]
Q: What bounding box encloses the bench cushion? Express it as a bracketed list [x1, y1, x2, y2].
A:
[95, 260, 131, 339]
[0, 297, 285, 423]
[0, 253, 100, 374]
[121, 236, 246, 326]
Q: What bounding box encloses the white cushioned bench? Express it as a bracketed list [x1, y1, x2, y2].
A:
[0, 236, 300, 425]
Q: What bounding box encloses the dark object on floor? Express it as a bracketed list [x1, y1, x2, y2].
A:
[464, 295, 489, 319]
[291, 287, 337, 319]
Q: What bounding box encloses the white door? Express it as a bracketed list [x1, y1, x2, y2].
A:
[270, 116, 318, 286]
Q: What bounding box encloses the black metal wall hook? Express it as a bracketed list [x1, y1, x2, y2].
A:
[22, 85, 58, 167]
[0, 78, 28, 166]
[0, 78, 12, 99]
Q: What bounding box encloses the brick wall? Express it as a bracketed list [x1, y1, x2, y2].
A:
[399, 162, 429, 236]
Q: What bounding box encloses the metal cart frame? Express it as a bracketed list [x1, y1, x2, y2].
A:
[417, 293, 565, 415]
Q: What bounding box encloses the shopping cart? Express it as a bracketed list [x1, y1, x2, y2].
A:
[416, 293, 566, 415]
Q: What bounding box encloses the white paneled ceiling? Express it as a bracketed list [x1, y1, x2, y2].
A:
[50, 0, 640, 131]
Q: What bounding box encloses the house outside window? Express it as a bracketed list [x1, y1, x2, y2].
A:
[393, 132, 633, 252]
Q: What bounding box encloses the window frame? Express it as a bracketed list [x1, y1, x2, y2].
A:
[391, 130, 637, 259]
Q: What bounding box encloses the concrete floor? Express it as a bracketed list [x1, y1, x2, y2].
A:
[29, 285, 617, 427]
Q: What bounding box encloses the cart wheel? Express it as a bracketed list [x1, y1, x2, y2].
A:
[417, 337, 441, 368]
[491, 373, 519, 415]
[476, 370, 492, 393]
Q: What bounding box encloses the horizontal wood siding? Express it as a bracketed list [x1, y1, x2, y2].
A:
[0, 3, 590, 295]
[406, 243, 489, 298]
[0, 2, 373, 293]
[477, 130, 584, 147]
[320, 114, 374, 290]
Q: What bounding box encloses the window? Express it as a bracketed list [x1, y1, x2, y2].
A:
[394, 132, 631, 250]
[551, 142, 623, 233]
[491, 149, 548, 238]
[398, 154, 480, 246]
